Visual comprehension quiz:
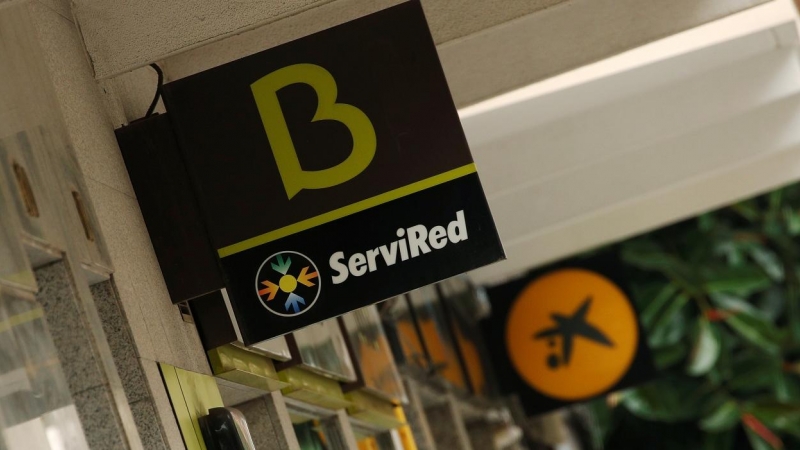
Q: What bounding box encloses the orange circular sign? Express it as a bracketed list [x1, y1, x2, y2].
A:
[505, 269, 638, 400]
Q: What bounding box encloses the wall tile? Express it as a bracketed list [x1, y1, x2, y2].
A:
[424, 395, 474, 450]
[30, 1, 134, 197]
[90, 280, 150, 403]
[141, 359, 185, 450]
[34, 262, 106, 395]
[72, 385, 128, 450]
[84, 177, 210, 374]
[236, 397, 284, 450]
[129, 400, 168, 450]
[33, 0, 73, 24]
[84, 178, 163, 361]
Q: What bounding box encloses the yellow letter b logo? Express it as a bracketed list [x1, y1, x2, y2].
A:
[251, 64, 377, 199]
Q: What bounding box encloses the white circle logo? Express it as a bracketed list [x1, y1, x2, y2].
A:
[254, 251, 321, 317]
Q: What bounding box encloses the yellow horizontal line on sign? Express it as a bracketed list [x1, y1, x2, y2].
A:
[218, 163, 477, 258]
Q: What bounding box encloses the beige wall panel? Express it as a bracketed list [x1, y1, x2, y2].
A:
[76, 0, 569, 79]
[79, 0, 767, 108]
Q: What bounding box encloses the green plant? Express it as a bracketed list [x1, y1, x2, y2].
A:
[585, 185, 800, 449]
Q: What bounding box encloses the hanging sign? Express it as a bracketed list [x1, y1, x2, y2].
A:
[157, 0, 503, 344]
[481, 258, 654, 415]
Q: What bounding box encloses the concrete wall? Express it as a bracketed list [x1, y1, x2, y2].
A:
[9, 2, 205, 449]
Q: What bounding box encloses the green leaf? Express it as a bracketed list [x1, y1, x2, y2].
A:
[758, 288, 786, 322]
[700, 399, 740, 432]
[745, 427, 779, 450]
[703, 430, 735, 450]
[641, 283, 678, 329]
[769, 189, 784, 211]
[621, 377, 711, 422]
[728, 353, 781, 394]
[648, 293, 690, 349]
[715, 241, 746, 267]
[654, 342, 688, 370]
[710, 293, 770, 321]
[749, 245, 785, 282]
[584, 397, 612, 449]
[783, 207, 800, 236]
[725, 312, 781, 356]
[703, 266, 772, 297]
[629, 281, 664, 311]
[621, 240, 681, 273]
[746, 401, 800, 438]
[687, 319, 721, 376]
[684, 228, 716, 264]
[708, 328, 734, 386]
[699, 213, 716, 233]
[732, 200, 761, 222]
[774, 371, 793, 403]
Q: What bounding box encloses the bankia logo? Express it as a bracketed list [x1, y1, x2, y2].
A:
[251, 63, 377, 200]
[254, 251, 320, 317]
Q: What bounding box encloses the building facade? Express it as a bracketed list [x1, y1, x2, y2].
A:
[0, 0, 794, 449]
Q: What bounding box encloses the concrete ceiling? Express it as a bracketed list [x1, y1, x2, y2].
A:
[78, 0, 769, 106]
[465, 1, 800, 284]
[76, 0, 568, 80]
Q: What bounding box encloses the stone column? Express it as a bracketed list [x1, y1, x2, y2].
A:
[35, 261, 139, 449]
[402, 379, 437, 450]
[320, 409, 360, 450]
[424, 394, 473, 450]
[465, 420, 495, 450]
[91, 280, 169, 450]
[236, 391, 301, 450]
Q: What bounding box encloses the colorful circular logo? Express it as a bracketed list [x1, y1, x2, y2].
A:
[254, 251, 321, 317]
[505, 269, 638, 401]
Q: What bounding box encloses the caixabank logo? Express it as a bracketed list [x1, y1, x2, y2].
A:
[255, 251, 320, 316]
[482, 260, 656, 416]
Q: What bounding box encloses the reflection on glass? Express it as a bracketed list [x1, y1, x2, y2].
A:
[406, 286, 467, 390]
[248, 335, 292, 361]
[0, 287, 88, 450]
[439, 277, 489, 396]
[4, 418, 51, 450]
[293, 420, 331, 450]
[0, 171, 35, 291]
[42, 406, 90, 450]
[0, 131, 48, 242]
[5, 291, 72, 416]
[292, 319, 357, 382]
[379, 297, 427, 369]
[341, 306, 407, 403]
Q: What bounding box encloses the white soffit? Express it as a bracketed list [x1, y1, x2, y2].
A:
[465, 0, 800, 286]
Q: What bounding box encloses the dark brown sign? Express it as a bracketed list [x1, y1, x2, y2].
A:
[126, 1, 504, 345]
[162, 1, 476, 254]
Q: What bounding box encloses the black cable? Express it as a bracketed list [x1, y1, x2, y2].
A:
[145, 63, 164, 118]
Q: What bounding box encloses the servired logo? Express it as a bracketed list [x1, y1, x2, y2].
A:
[254, 251, 320, 317]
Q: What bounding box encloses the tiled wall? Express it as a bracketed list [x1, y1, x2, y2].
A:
[0, 284, 89, 450]
[90, 280, 169, 450]
[237, 393, 301, 450]
[0, 0, 213, 448]
[0, 1, 156, 448]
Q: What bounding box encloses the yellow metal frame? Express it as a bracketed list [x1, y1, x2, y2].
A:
[346, 390, 404, 430]
[159, 363, 224, 450]
[208, 344, 289, 392]
[279, 366, 352, 410]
